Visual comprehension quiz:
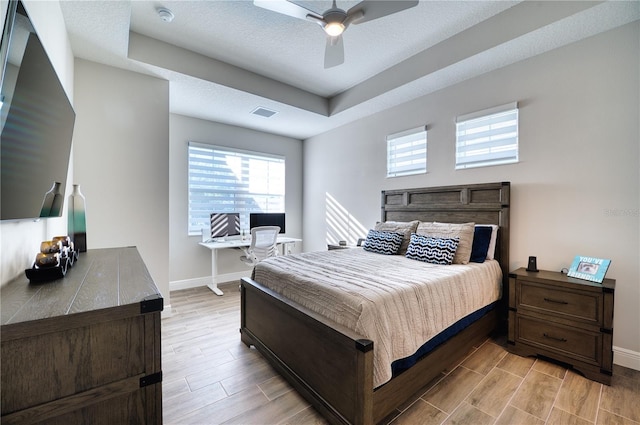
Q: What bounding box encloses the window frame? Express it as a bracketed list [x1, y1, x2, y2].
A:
[187, 141, 285, 236]
[455, 102, 519, 170]
[386, 126, 427, 178]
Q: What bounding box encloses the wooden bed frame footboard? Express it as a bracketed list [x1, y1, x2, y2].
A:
[241, 277, 498, 425]
[241, 278, 374, 424]
[240, 182, 510, 425]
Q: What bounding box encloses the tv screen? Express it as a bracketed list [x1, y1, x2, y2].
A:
[0, 1, 76, 221]
[210, 213, 240, 239]
[249, 213, 285, 234]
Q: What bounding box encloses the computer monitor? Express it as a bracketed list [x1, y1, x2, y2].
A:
[249, 213, 285, 234]
[210, 213, 240, 239]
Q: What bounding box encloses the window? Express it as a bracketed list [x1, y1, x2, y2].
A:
[187, 142, 285, 235]
[456, 102, 519, 169]
[387, 126, 427, 177]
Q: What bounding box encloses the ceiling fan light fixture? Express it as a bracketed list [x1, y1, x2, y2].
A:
[324, 22, 345, 36]
[253, 0, 419, 67]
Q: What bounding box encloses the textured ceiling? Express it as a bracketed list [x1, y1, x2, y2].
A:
[59, 1, 640, 140]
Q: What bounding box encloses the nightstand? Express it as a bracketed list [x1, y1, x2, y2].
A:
[327, 244, 356, 250]
[508, 267, 615, 384]
[328, 238, 364, 251]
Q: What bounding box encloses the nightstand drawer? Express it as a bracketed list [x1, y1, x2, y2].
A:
[519, 281, 601, 324]
[517, 316, 601, 365]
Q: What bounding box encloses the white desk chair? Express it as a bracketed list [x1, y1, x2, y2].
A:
[240, 226, 280, 267]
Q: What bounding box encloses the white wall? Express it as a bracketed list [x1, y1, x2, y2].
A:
[303, 23, 640, 368]
[169, 114, 303, 289]
[73, 59, 170, 305]
[0, 0, 75, 286]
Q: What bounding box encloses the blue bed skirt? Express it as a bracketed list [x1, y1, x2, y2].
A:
[391, 301, 498, 376]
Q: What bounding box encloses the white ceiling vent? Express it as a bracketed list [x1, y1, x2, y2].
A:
[251, 107, 278, 118]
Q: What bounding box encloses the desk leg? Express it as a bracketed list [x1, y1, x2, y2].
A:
[207, 248, 224, 296]
[281, 241, 295, 255]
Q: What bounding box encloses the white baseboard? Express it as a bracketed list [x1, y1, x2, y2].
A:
[169, 271, 251, 292]
[170, 276, 211, 291]
[614, 346, 640, 371]
[161, 304, 172, 319]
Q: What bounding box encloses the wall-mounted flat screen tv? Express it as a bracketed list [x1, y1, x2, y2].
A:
[1, 1, 76, 221]
[249, 213, 285, 234]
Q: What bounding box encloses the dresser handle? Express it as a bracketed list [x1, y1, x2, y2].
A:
[543, 333, 567, 343]
[543, 297, 568, 305]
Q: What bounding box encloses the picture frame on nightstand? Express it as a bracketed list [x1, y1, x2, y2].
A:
[567, 255, 611, 283]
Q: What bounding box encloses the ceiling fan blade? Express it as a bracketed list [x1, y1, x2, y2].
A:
[347, 1, 419, 25]
[253, 0, 323, 22]
[324, 36, 344, 69]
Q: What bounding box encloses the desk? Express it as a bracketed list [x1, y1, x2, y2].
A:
[199, 236, 301, 295]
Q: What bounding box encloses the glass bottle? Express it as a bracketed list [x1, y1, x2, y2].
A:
[68, 184, 87, 252]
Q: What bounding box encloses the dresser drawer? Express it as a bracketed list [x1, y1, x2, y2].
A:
[516, 316, 601, 366]
[518, 281, 601, 324]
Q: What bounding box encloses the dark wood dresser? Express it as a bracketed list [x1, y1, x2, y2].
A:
[1, 247, 163, 424]
[508, 267, 614, 384]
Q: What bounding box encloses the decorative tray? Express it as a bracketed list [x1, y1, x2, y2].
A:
[25, 250, 79, 283]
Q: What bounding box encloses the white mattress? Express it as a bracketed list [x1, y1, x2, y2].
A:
[252, 248, 502, 387]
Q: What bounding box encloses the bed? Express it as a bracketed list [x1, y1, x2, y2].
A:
[240, 182, 510, 424]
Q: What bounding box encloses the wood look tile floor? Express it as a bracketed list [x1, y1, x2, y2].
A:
[162, 283, 640, 425]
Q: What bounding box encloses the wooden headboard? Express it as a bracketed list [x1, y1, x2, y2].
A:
[381, 181, 511, 302]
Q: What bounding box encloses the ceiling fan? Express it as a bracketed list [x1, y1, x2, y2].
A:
[253, 0, 419, 68]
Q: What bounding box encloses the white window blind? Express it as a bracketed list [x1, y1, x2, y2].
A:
[456, 102, 519, 169]
[387, 126, 427, 177]
[188, 142, 285, 235]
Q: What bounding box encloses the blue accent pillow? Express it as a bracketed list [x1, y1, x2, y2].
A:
[362, 229, 404, 255]
[470, 226, 493, 263]
[405, 234, 459, 265]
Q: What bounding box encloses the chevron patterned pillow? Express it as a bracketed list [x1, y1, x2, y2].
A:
[373, 220, 419, 255]
[416, 222, 475, 264]
[405, 233, 460, 265]
[362, 229, 404, 255]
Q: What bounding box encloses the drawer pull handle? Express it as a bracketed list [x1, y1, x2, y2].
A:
[543, 297, 568, 305]
[543, 333, 568, 343]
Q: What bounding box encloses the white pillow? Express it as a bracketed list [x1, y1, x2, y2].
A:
[476, 224, 498, 260]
